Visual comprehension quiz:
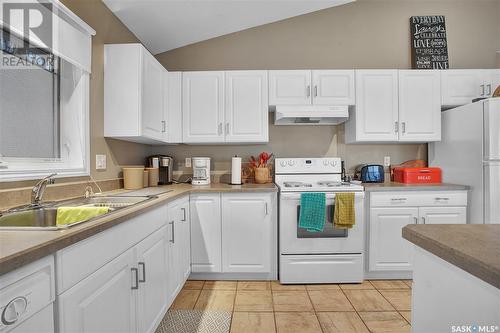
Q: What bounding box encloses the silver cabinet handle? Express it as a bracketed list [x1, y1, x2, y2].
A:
[265, 202, 268, 216]
[306, 85, 311, 97]
[181, 207, 186, 221]
[435, 197, 450, 201]
[169, 221, 175, 243]
[138, 262, 146, 283]
[421, 217, 426, 224]
[402, 122, 406, 134]
[394, 121, 399, 133]
[161, 120, 166, 133]
[225, 123, 229, 135]
[218, 123, 222, 136]
[414, 217, 418, 224]
[391, 198, 407, 201]
[131, 268, 139, 290]
[486, 84, 492, 96]
[314, 85, 318, 97]
[480, 84, 485, 96]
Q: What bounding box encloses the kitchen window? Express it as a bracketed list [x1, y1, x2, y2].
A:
[0, 1, 95, 181]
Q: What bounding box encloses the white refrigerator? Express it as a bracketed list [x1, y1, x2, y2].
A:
[429, 98, 500, 224]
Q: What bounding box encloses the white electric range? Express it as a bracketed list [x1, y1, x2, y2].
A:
[275, 157, 365, 284]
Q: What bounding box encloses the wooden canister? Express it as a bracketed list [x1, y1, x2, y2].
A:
[146, 167, 159, 187]
[254, 167, 269, 184]
[123, 167, 145, 189]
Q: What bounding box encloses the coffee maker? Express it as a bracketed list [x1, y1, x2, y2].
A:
[192, 157, 211, 185]
[147, 155, 174, 185]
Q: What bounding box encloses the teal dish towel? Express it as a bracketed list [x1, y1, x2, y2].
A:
[299, 193, 326, 232]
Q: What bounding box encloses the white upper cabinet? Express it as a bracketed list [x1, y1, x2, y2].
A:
[141, 51, 165, 141]
[225, 71, 269, 143]
[269, 70, 312, 105]
[104, 43, 167, 144]
[440, 69, 499, 106]
[398, 70, 441, 142]
[312, 70, 355, 105]
[346, 70, 399, 142]
[163, 71, 183, 143]
[269, 70, 355, 106]
[346, 69, 441, 143]
[183, 71, 268, 143]
[182, 71, 225, 143]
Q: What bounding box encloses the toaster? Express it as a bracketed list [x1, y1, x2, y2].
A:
[359, 164, 385, 183]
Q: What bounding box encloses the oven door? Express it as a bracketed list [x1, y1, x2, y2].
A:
[279, 192, 364, 254]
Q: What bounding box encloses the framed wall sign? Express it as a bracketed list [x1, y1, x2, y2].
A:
[410, 15, 449, 69]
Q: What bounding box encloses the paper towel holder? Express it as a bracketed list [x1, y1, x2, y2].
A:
[229, 155, 243, 185]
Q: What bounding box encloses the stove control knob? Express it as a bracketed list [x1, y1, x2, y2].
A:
[323, 160, 329, 166]
[288, 160, 295, 166]
[330, 160, 337, 167]
[280, 160, 287, 167]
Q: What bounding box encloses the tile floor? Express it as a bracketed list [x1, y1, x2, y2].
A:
[170, 279, 412, 333]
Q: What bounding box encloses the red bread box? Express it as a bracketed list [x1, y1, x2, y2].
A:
[393, 167, 442, 184]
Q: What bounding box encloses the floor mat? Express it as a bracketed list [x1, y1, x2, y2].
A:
[155, 309, 232, 333]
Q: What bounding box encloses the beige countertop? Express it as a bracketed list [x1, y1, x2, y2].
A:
[402, 224, 500, 289]
[0, 183, 277, 276]
[363, 182, 469, 192]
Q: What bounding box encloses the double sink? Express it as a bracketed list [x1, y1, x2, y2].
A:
[0, 195, 162, 231]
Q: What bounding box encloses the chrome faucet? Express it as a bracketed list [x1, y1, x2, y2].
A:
[31, 173, 57, 206]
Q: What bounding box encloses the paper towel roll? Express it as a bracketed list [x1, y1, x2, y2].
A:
[231, 156, 242, 185]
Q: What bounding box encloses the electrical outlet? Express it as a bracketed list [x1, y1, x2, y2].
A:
[96, 154, 107, 170]
[185, 157, 191, 168]
[384, 156, 391, 167]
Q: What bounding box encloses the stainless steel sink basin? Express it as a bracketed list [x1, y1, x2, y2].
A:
[0, 195, 155, 230]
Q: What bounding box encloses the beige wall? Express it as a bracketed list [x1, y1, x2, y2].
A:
[154, 0, 499, 173]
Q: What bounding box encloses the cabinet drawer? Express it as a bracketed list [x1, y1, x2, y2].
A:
[370, 191, 467, 207]
[56, 204, 167, 294]
[280, 254, 363, 284]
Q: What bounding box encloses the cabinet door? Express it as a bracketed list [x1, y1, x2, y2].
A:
[225, 71, 269, 143]
[398, 70, 441, 142]
[269, 70, 312, 105]
[418, 207, 466, 224]
[136, 227, 168, 333]
[177, 198, 191, 281]
[353, 70, 399, 141]
[190, 194, 222, 272]
[166, 200, 181, 302]
[141, 51, 164, 141]
[221, 193, 273, 273]
[57, 248, 136, 333]
[182, 71, 225, 143]
[163, 71, 183, 143]
[369, 207, 418, 271]
[312, 70, 355, 105]
[441, 69, 483, 106]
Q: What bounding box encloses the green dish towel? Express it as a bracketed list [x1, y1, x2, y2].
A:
[299, 193, 326, 232]
[56, 206, 109, 226]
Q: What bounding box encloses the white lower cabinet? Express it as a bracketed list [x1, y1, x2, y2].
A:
[368, 191, 467, 276]
[57, 248, 138, 333]
[222, 193, 273, 273]
[190, 192, 277, 277]
[369, 207, 418, 272]
[57, 197, 191, 333]
[190, 194, 222, 273]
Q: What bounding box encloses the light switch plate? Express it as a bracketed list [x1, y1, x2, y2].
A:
[96, 154, 107, 170]
[185, 157, 191, 168]
[384, 156, 391, 167]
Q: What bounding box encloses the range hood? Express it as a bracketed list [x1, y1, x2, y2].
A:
[274, 105, 349, 125]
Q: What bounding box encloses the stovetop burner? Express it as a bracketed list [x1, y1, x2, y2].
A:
[283, 181, 313, 188]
